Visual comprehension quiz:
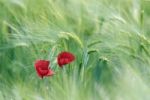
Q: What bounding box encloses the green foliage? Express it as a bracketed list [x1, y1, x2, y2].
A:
[0, 0, 150, 100]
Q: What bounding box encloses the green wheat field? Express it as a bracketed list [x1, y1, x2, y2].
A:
[0, 0, 150, 100]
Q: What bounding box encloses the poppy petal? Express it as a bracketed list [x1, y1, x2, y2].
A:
[57, 51, 75, 67]
[34, 60, 54, 78]
[46, 69, 54, 76]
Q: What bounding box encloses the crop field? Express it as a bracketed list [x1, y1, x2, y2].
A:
[0, 0, 150, 100]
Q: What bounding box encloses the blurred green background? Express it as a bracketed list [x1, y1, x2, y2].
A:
[0, 0, 150, 100]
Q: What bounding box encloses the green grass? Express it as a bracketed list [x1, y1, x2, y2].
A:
[0, 0, 150, 100]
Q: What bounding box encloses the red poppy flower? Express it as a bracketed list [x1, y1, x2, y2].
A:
[34, 60, 54, 78]
[57, 51, 75, 67]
